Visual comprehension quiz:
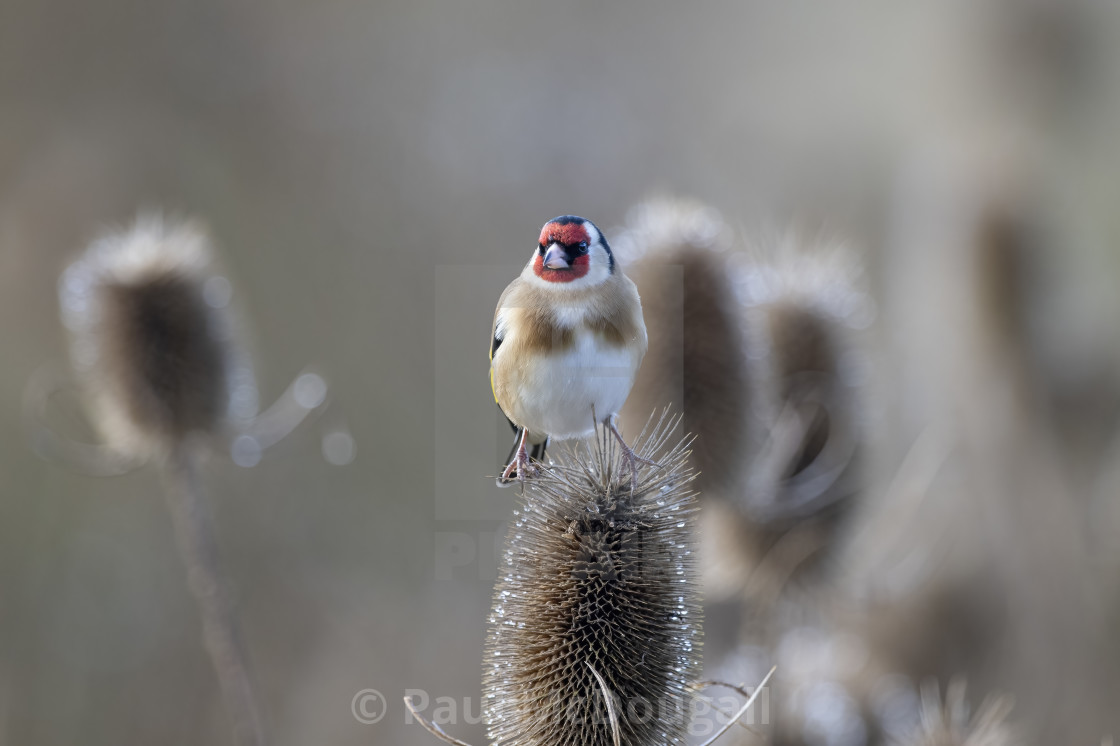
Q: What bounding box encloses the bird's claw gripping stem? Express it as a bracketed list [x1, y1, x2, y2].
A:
[608, 417, 659, 491]
[500, 427, 538, 486]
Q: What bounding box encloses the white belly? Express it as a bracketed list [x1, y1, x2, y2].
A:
[507, 331, 638, 440]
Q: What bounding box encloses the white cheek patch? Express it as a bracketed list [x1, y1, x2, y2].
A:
[586, 248, 611, 284]
[583, 221, 601, 247]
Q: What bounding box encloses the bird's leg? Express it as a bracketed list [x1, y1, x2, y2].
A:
[607, 415, 659, 490]
[501, 427, 535, 484]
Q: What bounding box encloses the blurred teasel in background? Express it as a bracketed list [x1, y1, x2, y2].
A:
[616, 198, 746, 500]
[619, 199, 872, 610]
[27, 216, 333, 746]
[56, 216, 255, 464]
[729, 235, 871, 527]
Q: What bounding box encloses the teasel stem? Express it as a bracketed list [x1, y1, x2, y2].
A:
[163, 442, 268, 746]
[694, 667, 775, 746]
[403, 696, 476, 746]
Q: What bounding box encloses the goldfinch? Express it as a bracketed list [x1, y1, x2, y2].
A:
[490, 215, 650, 486]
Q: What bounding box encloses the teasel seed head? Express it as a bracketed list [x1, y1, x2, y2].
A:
[619, 202, 871, 524]
[616, 198, 748, 497]
[59, 216, 250, 460]
[483, 414, 702, 746]
[734, 233, 872, 524]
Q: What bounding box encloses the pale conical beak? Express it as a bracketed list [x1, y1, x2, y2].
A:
[542, 244, 570, 270]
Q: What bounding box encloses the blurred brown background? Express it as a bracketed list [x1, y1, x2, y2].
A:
[3, 0, 1120, 744]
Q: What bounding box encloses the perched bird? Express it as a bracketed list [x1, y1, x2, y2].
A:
[490, 215, 650, 486]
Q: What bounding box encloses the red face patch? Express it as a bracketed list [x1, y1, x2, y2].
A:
[533, 253, 591, 282]
[538, 222, 590, 247]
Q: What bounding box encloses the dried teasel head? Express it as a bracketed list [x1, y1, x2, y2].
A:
[618, 203, 872, 599]
[483, 414, 702, 746]
[734, 233, 872, 524]
[58, 216, 253, 460]
[615, 198, 746, 497]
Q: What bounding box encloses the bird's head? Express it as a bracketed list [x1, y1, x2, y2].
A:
[525, 215, 614, 289]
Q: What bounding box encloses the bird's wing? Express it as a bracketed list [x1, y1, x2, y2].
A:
[490, 278, 521, 404]
[491, 280, 546, 443]
[490, 279, 520, 362]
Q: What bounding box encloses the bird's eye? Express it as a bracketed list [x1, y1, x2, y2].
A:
[577, 241, 588, 254]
